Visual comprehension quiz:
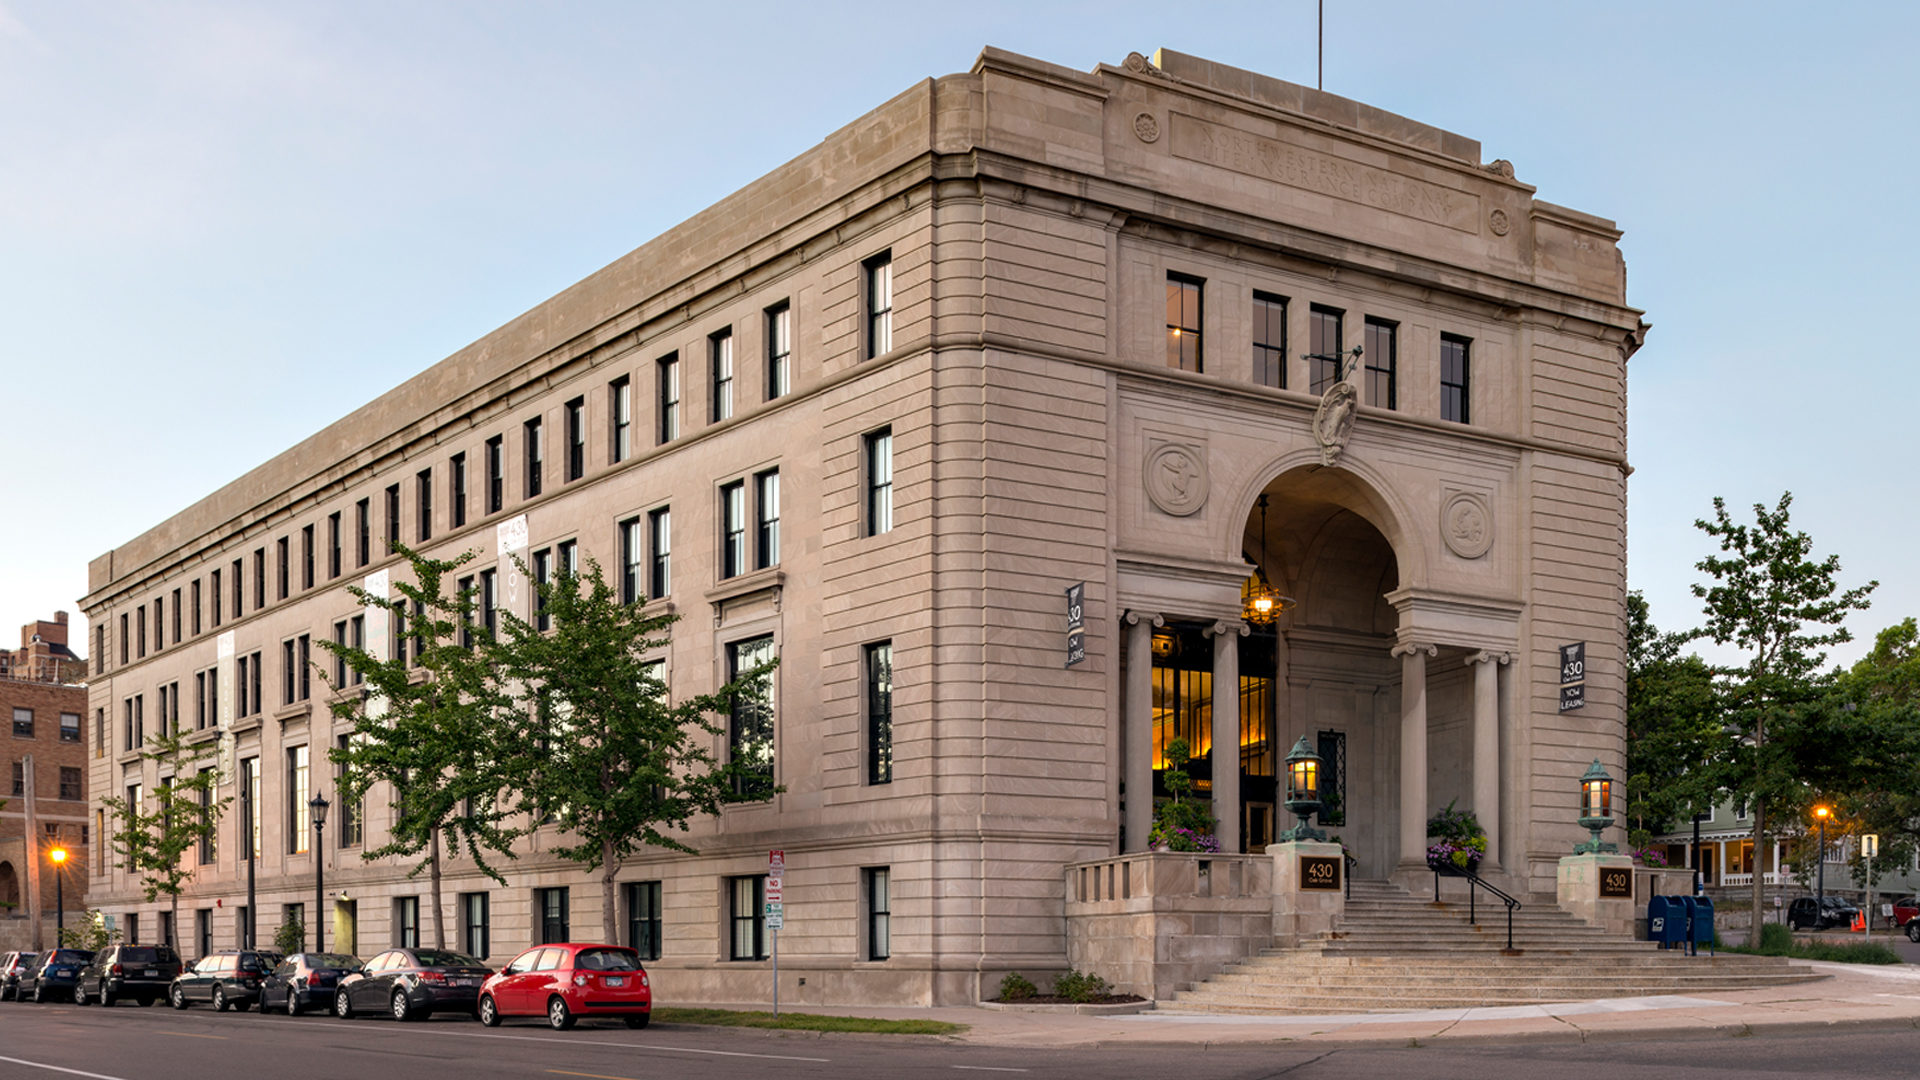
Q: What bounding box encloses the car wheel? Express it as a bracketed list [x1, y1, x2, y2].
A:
[334, 990, 354, 1019]
[171, 986, 189, 1009]
[546, 996, 575, 1031]
[73, 985, 88, 1006]
[212, 987, 229, 1013]
[287, 992, 303, 1017]
[1908, 921, 1920, 944]
[624, 1013, 650, 1030]
[30, 985, 42, 1004]
[100, 988, 116, 1008]
[477, 995, 501, 1027]
[390, 990, 412, 1022]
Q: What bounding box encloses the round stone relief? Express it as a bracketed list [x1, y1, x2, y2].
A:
[1488, 208, 1511, 237]
[1133, 111, 1161, 143]
[1144, 443, 1208, 517]
[1441, 491, 1494, 559]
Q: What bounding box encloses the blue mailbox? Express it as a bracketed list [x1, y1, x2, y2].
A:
[1689, 894, 1715, 954]
[1648, 896, 1687, 947]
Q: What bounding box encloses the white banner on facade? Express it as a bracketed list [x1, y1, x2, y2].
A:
[217, 630, 237, 782]
[498, 514, 530, 623]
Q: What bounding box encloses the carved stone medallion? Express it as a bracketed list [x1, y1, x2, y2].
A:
[1441, 491, 1494, 559]
[1311, 381, 1359, 467]
[1133, 111, 1161, 143]
[1144, 442, 1208, 516]
[1488, 208, 1511, 237]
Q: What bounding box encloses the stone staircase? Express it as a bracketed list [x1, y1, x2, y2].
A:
[1158, 879, 1824, 1014]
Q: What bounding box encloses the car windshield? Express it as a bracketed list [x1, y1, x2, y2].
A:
[411, 951, 483, 969]
[50, 950, 91, 964]
[574, 948, 642, 972]
[119, 947, 167, 964]
[311, 954, 360, 969]
[239, 955, 267, 972]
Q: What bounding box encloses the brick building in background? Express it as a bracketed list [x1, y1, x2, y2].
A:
[1, 611, 91, 950]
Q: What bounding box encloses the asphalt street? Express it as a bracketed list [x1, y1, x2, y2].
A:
[2, 1000, 1918, 1080]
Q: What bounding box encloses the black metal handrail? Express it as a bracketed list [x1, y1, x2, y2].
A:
[1432, 862, 1523, 952]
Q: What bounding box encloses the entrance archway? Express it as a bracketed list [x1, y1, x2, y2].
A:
[0, 861, 18, 911]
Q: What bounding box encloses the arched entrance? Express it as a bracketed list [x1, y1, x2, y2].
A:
[0, 860, 18, 911]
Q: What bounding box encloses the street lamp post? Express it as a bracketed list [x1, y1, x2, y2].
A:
[309, 792, 330, 955]
[1813, 805, 1831, 911]
[48, 846, 68, 940]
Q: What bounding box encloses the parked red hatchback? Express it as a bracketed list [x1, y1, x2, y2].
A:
[477, 943, 651, 1030]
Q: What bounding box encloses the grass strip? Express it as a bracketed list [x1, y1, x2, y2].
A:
[1721, 924, 1903, 965]
[649, 1007, 967, 1035]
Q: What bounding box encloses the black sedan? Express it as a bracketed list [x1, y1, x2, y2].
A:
[1787, 896, 1861, 930]
[333, 948, 492, 1022]
[168, 950, 276, 1011]
[20, 949, 94, 1003]
[0, 951, 38, 1001]
[261, 953, 362, 1015]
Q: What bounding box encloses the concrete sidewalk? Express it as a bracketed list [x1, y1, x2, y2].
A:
[698, 962, 1920, 1048]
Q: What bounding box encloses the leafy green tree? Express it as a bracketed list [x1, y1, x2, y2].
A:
[98, 731, 229, 948]
[486, 556, 778, 944]
[1624, 591, 1719, 833]
[1688, 491, 1875, 946]
[321, 544, 525, 950]
[58, 910, 123, 951]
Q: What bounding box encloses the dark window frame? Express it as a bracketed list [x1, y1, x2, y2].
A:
[563, 396, 586, 482]
[864, 428, 893, 537]
[866, 641, 893, 785]
[1441, 333, 1472, 424]
[1165, 272, 1204, 372]
[657, 354, 680, 444]
[609, 376, 632, 464]
[765, 301, 791, 400]
[625, 880, 663, 962]
[451, 452, 469, 528]
[1309, 305, 1345, 395]
[710, 327, 734, 424]
[485, 435, 505, 514]
[729, 875, 767, 961]
[720, 480, 747, 580]
[524, 417, 544, 499]
[647, 508, 671, 600]
[863, 251, 893, 359]
[1253, 290, 1287, 389]
[1364, 317, 1398, 410]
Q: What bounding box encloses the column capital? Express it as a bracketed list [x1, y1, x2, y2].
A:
[1390, 642, 1438, 659]
[1122, 610, 1165, 628]
[1206, 619, 1249, 639]
[1467, 649, 1513, 667]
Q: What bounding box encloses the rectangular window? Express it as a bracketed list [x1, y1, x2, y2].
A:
[59, 766, 82, 800]
[96, 624, 106, 674]
[198, 771, 216, 863]
[1309, 305, 1344, 395]
[154, 685, 169, 739]
[10, 761, 22, 796]
[728, 636, 776, 795]
[609, 376, 632, 463]
[455, 579, 474, 649]
[865, 428, 893, 536]
[755, 469, 780, 570]
[559, 539, 578, 581]
[864, 252, 893, 359]
[385, 483, 402, 555]
[95, 707, 105, 757]
[137, 604, 146, 657]
[535, 887, 570, 945]
[524, 417, 544, 499]
[350, 616, 365, 683]
[287, 744, 310, 854]
[11, 707, 31, 737]
[277, 538, 289, 600]
[765, 301, 791, 399]
[619, 517, 643, 604]
[240, 651, 263, 717]
[451, 451, 469, 528]
[625, 881, 662, 961]
[231, 558, 243, 617]
[60, 711, 79, 743]
[720, 481, 746, 579]
[153, 595, 165, 650]
[729, 875, 767, 961]
[461, 892, 490, 960]
[1441, 334, 1471, 424]
[485, 435, 505, 514]
[394, 897, 420, 949]
[866, 867, 891, 961]
[333, 620, 348, 683]
[657, 353, 680, 443]
[1165, 272, 1204, 371]
[866, 641, 893, 785]
[236, 654, 251, 717]
[327, 513, 342, 579]
[121, 612, 130, 662]
[413, 468, 433, 542]
[301, 525, 315, 590]
[648, 508, 670, 600]
[253, 548, 266, 610]
[1253, 291, 1287, 388]
[1364, 317, 1397, 410]
[533, 547, 553, 631]
[355, 498, 371, 567]
[480, 569, 497, 639]
[196, 910, 211, 959]
[710, 327, 734, 423]
[564, 397, 585, 482]
[172, 588, 182, 641]
[283, 639, 297, 706]
[338, 734, 363, 847]
[298, 635, 311, 702]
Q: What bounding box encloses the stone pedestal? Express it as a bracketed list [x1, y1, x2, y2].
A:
[1557, 853, 1636, 937]
[1268, 840, 1346, 948]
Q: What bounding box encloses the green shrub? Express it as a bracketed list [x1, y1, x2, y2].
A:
[997, 972, 1037, 1001]
[1052, 969, 1110, 1003]
[274, 917, 306, 957]
[1759, 922, 1793, 952]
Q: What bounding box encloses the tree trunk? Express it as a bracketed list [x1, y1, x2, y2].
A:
[1751, 798, 1767, 947]
[171, 893, 180, 950]
[429, 827, 446, 949]
[602, 836, 619, 945]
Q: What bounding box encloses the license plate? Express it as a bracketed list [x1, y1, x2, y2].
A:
[52, 969, 71, 977]
[455, 977, 479, 987]
[604, 976, 625, 987]
[144, 970, 158, 977]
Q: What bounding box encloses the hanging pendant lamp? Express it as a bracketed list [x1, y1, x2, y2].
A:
[1242, 493, 1294, 625]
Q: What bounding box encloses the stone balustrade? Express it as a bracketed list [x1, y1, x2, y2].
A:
[1063, 851, 1273, 1001]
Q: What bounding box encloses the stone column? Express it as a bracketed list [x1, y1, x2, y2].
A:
[1123, 611, 1162, 853]
[1208, 620, 1248, 854]
[1392, 643, 1437, 868]
[1469, 650, 1511, 870]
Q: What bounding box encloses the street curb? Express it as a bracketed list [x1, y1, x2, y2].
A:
[976, 1000, 1152, 1016]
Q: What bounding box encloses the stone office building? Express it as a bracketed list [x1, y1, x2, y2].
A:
[82, 47, 1643, 1004]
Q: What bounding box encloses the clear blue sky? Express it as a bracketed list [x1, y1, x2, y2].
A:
[2, 1, 1911, 667]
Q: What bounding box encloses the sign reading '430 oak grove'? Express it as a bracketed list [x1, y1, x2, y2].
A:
[1558, 642, 1586, 712]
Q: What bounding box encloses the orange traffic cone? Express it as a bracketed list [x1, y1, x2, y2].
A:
[1851, 910, 1866, 933]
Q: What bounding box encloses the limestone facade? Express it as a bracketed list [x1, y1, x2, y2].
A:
[81, 47, 1643, 1005]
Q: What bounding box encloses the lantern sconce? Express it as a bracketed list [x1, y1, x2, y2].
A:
[1241, 494, 1295, 626]
[1573, 759, 1617, 854]
[1279, 736, 1326, 842]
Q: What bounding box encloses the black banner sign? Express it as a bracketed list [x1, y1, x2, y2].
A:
[1065, 583, 1086, 668]
[1558, 641, 1586, 712]
[1299, 855, 1342, 892]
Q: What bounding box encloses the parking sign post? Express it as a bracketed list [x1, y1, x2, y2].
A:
[767, 850, 785, 1016]
[1863, 834, 1879, 943]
